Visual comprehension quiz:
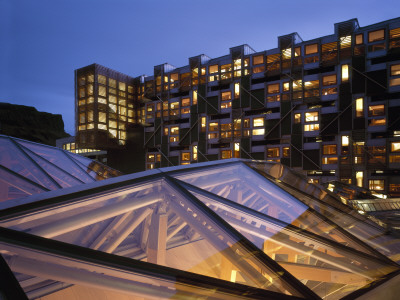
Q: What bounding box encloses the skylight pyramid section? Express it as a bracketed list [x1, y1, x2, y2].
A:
[0, 174, 317, 298]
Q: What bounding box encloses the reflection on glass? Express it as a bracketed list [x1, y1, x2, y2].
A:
[0, 178, 302, 297]
[183, 184, 398, 299]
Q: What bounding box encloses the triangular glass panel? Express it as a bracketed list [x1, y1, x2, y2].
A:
[0, 226, 298, 300]
[18, 145, 84, 188]
[0, 175, 314, 298]
[179, 179, 399, 299]
[0, 137, 59, 190]
[170, 161, 390, 259]
[0, 166, 48, 203]
[16, 140, 95, 183]
[248, 161, 400, 262]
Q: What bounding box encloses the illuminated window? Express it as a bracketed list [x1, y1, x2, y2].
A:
[181, 98, 190, 114]
[253, 55, 264, 65]
[305, 44, 318, 55]
[170, 126, 179, 135]
[282, 147, 290, 157]
[209, 65, 218, 74]
[305, 112, 318, 122]
[342, 65, 349, 81]
[234, 83, 240, 98]
[355, 34, 363, 45]
[192, 90, 197, 105]
[294, 113, 301, 124]
[86, 84, 93, 96]
[282, 48, 291, 59]
[369, 179, 384, 191]
[369, 118, 386, 126]
[98, 112, 107, 123]
[267, 147, 279, 158]
[390, 184, 400, 194]
[355, 98, 364, 117]
[368, 104, 385, 116]
[390, 78, 400, 86]
[181, 152, 191, 161]
[368, 29, 385, 42]
[322, 75, 337, 86]
[340, 36, 352, 48]
[292, 80, 303, 91]
[389, 154, 400, 163]
[98, 75, 107, 85]
[109, 78, 116, 88]
[391, 142, 400, 152]
[221, 150, 232, 159]
[283, 82, 290, 92]
[78, 76, 85, 86]
[208, 122, 219, 131]
[342, 136, 349, 147]
[170, 73, 179, 83]
[220, 123, 232, 138]
[233, 59, 241, 70]
[147, 154, 155, 162]
[220, 64, 232, 80]
[356, 171, 363, 187]
[193, 146, 198, 160]
[221, 91, 232, 101]
[304, 124, 319, 131]
[322, 157, 338, 164]
[252, 128, 265, 135]
[170, 102, 179, 116]
[201, 117, 206, 132]
[243, 118, 250, 128]
[79, 113, 85, 124]
[267, 83, 280, 94]
[253, 117, 264, 127]
[234, 143, 240, 158]
[391, 64, 400, 76]
[323, 145, 337, 155]
[253, 66, 265, 73]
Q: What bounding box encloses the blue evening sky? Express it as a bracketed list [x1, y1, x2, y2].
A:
[1, 0, 399, 134]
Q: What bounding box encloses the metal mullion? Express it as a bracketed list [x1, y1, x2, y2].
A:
[8, 137, 62, 189]
[163, 174, 320, 299]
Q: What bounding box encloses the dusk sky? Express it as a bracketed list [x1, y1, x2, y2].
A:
[1, 0, 400, 135]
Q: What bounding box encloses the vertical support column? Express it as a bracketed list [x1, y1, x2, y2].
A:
[147, 206, 168, 266]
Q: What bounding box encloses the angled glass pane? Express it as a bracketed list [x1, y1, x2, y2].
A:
[0, 137, 59, 190]
[16, 140, 95, 183]
[0, 166, 47, 203]
[249, 161, 400, 262]
[0, 228, 290, 300]
[67, 152, 122, 180]
[171, 162, 381, 257]
[19, 146, 84, 188]
[181, 180, 399, 299]
[0, 176, 306, 297]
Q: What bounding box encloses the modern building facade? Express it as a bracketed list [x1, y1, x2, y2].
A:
[75, 17, 400, 197]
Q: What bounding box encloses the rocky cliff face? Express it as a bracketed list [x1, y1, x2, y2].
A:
[0, 102, 70, 146]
